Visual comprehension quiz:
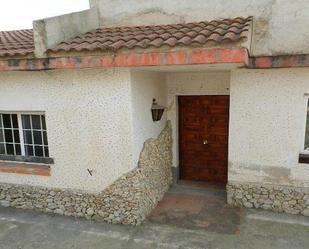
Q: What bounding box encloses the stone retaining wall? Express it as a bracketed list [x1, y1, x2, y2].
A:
[227, 182, 309, 216]
[0, 122, 173, 225]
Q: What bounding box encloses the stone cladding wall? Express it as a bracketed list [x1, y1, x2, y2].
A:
[0, 122, 173, 225]
[227, 182, 309, 216]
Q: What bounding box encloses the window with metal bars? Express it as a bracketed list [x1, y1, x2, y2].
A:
[0, 113, 49, 158]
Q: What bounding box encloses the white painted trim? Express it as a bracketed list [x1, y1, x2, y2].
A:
[39, 115, 46, 158]
[17, 114, 25, 156]
[302, 95, 309, 153]
[10, 114, 16, 156]
[0, 116, 7, 155]
[0, 111, 45, 115]
[29, 114, 35, 156]
[0, 112, 48, 157]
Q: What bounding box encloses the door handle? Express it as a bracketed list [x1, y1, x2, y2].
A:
[203, 140, 208, 145]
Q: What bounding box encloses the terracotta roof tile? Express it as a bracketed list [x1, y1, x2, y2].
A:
[0, 17, 252, 57]
[50, 16, 252, 53]
[0, 29, 34, 57]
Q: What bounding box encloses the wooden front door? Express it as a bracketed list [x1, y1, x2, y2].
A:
[179, 95, 229, 183]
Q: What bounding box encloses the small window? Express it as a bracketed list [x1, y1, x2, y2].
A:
[0, 113, 49, 158]
[305, 99, 309, 151]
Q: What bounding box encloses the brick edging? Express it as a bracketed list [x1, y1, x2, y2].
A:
[0, 48, 248, 72]
[0, 161, 50, 176]
[249, 54, 309, 69]
[2, 48, 309, 71]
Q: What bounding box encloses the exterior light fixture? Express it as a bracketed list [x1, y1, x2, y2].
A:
[151, 98, 165, 122]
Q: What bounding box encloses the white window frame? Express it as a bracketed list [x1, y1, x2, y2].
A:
[302, 95, 309, 154]
[0, 111, 49, 158]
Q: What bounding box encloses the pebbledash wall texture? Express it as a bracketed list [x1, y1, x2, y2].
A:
[0, 68, 171, 224]
[0, 69, 134, 192]
[227, 68, 309, 216]
[0, 122, 173, 225]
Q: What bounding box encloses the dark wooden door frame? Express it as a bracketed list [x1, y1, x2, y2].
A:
[178, 95, 230, 183]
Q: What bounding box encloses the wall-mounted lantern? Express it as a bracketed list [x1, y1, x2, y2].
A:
[151, 98, 165, 122]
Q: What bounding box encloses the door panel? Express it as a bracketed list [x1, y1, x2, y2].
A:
[179, 95, 229, 183]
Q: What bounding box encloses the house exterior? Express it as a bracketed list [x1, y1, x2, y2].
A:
[0, 0, 308, 224]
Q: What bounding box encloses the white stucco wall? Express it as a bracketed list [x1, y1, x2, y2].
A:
[229, 68, 309, 187]
[0, 68, 134, 193]
[2, 66, 308, 191]
[166, 72, 230, 168]
[90, 0, 309, 56]
[130, 71, 167, 166]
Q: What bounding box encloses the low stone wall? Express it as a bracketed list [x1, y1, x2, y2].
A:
[0, 122, 173, 225]
[227, 182, 309, 216]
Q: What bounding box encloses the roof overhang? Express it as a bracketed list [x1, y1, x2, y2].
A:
[0, 47, 249, 72]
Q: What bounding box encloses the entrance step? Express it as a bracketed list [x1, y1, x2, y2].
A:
[148, 181, 243, 234]
[170, 180, 227, 197]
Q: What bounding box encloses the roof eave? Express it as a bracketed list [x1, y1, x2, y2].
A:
[0, 47, 249, 72]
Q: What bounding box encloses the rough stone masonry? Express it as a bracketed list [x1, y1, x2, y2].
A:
[0, 121, 173, 225]
[227, 182, 309, 216]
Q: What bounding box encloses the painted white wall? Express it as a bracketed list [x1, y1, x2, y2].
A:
[130, 71, 167, 166]
[229, 68, 309, 187]
[90, 0, 309, 56]
[2, 66, 308, 191]
[0, 68, 134, 193]
[166, 72, 230, 168]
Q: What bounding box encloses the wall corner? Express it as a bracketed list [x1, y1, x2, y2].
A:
[32, 7, 100, 58]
